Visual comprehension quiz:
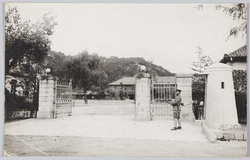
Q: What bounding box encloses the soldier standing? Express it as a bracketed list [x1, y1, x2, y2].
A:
[167, 89, 182, 131]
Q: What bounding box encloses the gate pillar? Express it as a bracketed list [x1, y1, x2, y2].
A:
[134, 71, 151, 121]
[37, 75, 56, 119]
[176, 74, 194, 122]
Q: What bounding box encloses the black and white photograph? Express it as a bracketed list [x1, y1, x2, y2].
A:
[2, 2, 248, 158]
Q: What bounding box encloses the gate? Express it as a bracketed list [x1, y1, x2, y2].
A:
[54, 79, 73, 118]
[150, 82, 176, 119]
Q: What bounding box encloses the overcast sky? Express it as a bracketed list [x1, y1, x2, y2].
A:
[5, 3, 246, 74]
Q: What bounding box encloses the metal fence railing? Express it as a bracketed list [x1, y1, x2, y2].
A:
[150, 83, 176, 119]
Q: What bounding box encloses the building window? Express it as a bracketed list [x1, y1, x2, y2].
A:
[124, 86, 126, 90]
[221, 82, 224, 89]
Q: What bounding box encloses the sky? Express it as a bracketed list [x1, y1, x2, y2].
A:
[5, 3, 246, 74]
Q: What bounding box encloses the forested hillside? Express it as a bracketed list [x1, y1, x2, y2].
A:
[99, 56, 174, 83]
[47, 51, 175, 90]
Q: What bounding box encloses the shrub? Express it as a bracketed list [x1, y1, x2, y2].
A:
[235, 92, 247, 124]
[233, 70, 247, 92]
[5, 89, 34, 120]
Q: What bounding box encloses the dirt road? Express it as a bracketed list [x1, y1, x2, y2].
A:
[4, 135, 247, 157]
[4, 100, 247, 157]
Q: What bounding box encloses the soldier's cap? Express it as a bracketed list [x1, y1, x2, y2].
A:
[176, 89, 181, 92]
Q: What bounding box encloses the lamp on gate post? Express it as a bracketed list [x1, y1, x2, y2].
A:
[135, 65, 150, 79]
[140, 65, 146, 72]
[45, 68, 51, 75]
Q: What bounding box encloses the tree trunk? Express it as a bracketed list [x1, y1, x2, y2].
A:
[32, 79, 39, 118]
[83, 88, 88, 104]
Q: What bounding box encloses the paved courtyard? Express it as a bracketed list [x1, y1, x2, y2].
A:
[4, 100, 247, 157]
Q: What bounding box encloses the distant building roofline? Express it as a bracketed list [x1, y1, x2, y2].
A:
[220, 45, 247, 63]
[108, 76, 177, 86]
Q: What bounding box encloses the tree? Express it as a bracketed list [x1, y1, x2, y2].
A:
[5, 7, 57, 91]
[191, 46, 214, 73]
[44, 51, 72, 79]
[5, 7, 57, 75]
[65, 51, 107, 104]
[191, 46, 214, 103]
[5, 7, 57, 117]
[222, 3, 247, 39]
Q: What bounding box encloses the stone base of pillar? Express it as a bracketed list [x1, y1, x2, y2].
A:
[202, 123, 244, 142]
[219, 124, 241, 130]
[37, 111, 54, 119]
[135, 112, 151, 121]
[205, 122, 241, 130]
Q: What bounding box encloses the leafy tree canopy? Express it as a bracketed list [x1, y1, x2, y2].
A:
[47, 51, 174, 101]
[62, 51, 108, 103]
[222, 3, 247, 39]
[5, 7, 57, 75]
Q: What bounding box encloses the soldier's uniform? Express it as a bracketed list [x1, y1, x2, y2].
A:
[171, 95, 182, 119]
[168, 89, 182, 131]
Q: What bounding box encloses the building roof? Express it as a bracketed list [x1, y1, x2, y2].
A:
[220, 45, 247, 63]
[108, 76, 176, 86]
[109, 77, 136, 85]
[227, 45, 247, 58]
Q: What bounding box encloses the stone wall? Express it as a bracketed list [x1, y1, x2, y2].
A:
[9, 110, 36, 119]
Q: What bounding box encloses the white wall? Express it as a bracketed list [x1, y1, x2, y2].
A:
[226, 62, 247, 71]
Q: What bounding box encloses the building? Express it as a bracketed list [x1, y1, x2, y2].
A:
[108, 77, 136, 100]
[5, 75, 24, 96]
[108, 76, 188, 101]
[220, 45, 247, 123]
[220, 45, 247, 70]
[220, 45, 247, 92]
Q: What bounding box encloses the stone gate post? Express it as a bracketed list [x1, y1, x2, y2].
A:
[37, 76, 56, 119]
[134, 71, 151, 121]
[176, 74, 194, 122]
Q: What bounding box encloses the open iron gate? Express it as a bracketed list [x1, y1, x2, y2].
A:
[54, 79, 73, 118]
[151, 82, 176, 119]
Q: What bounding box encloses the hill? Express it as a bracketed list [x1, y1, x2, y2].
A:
[47, 51, 175, 89]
